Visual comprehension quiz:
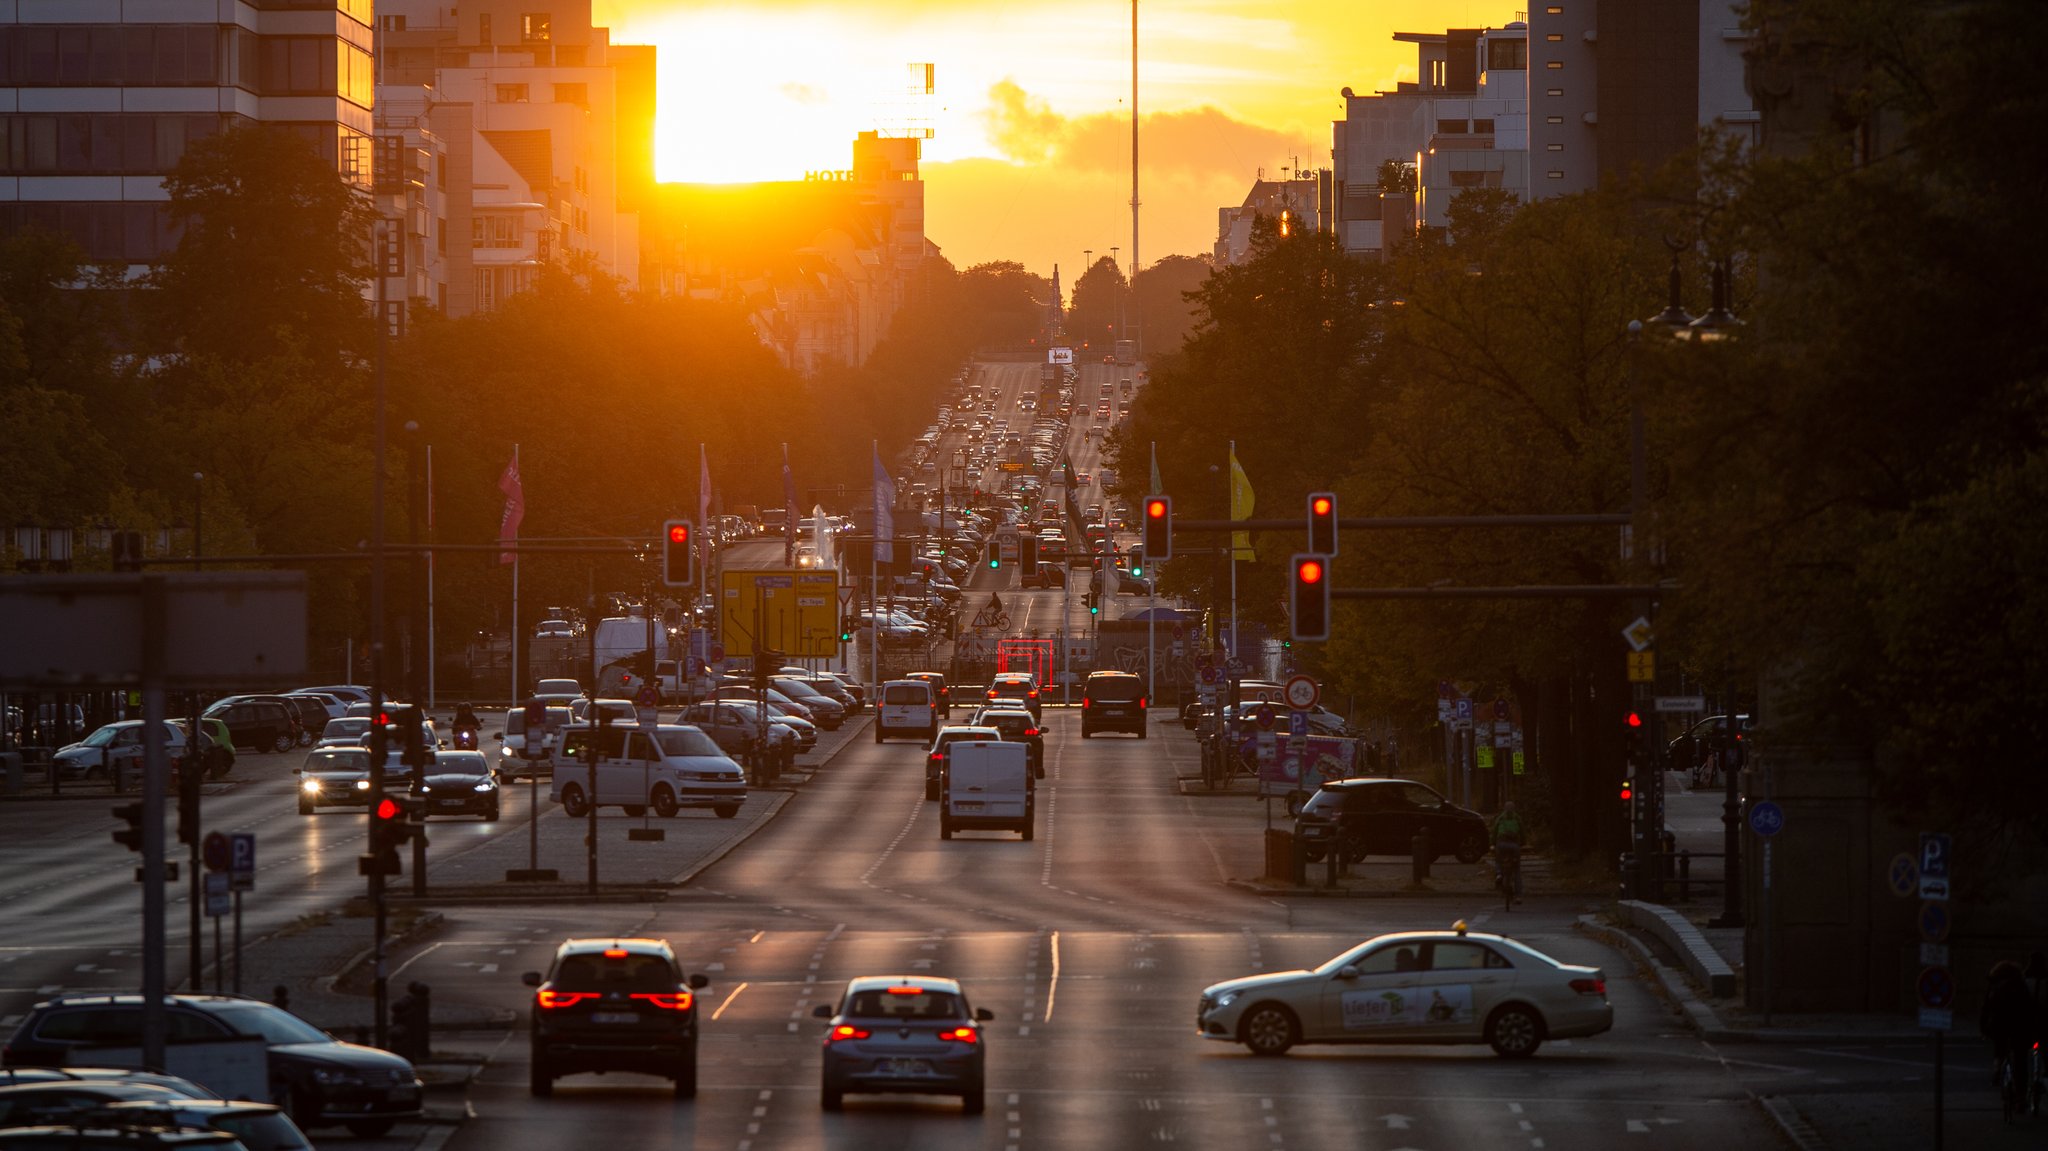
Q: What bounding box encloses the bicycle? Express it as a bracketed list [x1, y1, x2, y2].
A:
[1495, 842, 1522, 912]
[1999, 1050, 2023, 1123]
[2029, 1039, 2045, 1117]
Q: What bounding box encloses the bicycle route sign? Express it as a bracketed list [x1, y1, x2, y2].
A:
[1284, 675, 1319, 711]
[1747, 801, 1784, 838]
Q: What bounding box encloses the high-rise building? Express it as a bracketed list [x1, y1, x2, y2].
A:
[0, 1, 376, 272]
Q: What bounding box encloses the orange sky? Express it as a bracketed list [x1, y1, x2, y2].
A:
[594, 1, 1517, 277]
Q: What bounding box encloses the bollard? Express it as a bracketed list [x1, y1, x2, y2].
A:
[1324, 839, 1339, 888]
[1619, 852, 1640, 900]
[389, 989, 415, 1059]
[1678, 849, 1692, 902]
[1411, 826, 1431, 883]
[409, 981, 432, 1062]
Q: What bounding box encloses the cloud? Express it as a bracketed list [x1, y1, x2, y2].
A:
[977, 79, 1319, 178]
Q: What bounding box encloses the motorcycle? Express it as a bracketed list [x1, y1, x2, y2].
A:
[453, 727, 479, 751]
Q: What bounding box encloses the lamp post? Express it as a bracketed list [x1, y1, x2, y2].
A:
[1646, 251, 1745, 927]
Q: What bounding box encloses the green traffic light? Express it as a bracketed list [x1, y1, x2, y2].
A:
[989, 557, 1000, 569]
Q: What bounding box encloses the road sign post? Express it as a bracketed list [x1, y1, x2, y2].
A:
[227, 832, 254, 996]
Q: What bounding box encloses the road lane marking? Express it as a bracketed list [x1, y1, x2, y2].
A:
[1044, 930, 1060, 1023]
[711, 981, 749, 1020]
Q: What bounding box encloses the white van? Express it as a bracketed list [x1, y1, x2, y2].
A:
[939, 740, 1034, 840]
[552, 723, 746, 819]
[876, 679, 938, 743]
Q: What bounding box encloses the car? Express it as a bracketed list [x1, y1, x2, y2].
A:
[0, 1123, 243, 1148]
[534, 619, 576, 640]
[0, 1081, 199, 1127]
[968, 707, 1043, 775]
[274, 696, 330, 747]
[496, 704, 572, 782]
[902, 671, 952, 716]
[0, 993, 422, 1136]
[410, 750, 501, 821]
[94, 1100, 311, 1151]
[875, 680, 938, 744]
[1291, 778, 1490, 864]
[813, 977, 991, 1112]
[296, 748, 374, 814]
[280, 692, 348, 722]
[1195, 923, 1613, 1058]
[296, 684, 371, 706]
[552, 724, 746, 819]
[924, 725, 999, 801]
[313, 716, 372, 750]
[0, 1069, 216, 1098]
[983, 673, 1042, 720]
[523, 938, 710, 1099]
[679, 701, 798, 763]
[201, 698, 299, 754]
[49, 721, 195, 784]
[1080, 671, 1147, 738]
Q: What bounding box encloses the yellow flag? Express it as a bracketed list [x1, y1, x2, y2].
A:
[1229, 446, 1255, 561]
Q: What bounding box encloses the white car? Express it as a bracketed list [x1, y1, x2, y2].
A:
[1195, 925, 1612, 1058]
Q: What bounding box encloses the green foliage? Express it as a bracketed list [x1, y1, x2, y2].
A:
[1128, 254, 1211, 358]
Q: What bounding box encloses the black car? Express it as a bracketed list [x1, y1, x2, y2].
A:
[524, 937, 710, 1099]
[410, 750, 501, 821]
[200, 698, 300, 754]
[275, 697, 330, 747]
[1291, 778, 1490, 864]
[970, 707, 1044, 776]
[0, 994, 421, 1137]
[905, 672, 953, 716]
[1080, 671, 1146, 738]
[983, 673, 1042, 720]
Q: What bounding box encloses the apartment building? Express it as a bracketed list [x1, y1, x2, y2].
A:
[0, 0, 376, 273]
[1213, 170, 1329, 266]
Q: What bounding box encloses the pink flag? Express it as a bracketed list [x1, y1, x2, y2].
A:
[498, 454, 524, 565]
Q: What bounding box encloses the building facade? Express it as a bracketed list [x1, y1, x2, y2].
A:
[0, 0, 376, 273]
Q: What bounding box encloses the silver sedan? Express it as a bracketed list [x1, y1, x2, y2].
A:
[1196, 925, 1612, 1058]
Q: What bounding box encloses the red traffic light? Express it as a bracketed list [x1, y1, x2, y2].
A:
[1144, 499, 1167, 520]
[375, 797, 400, 821]
[1626, 711, 1643, 728]
[1311, 495, 1332, 516]
[1619, 781, 1634, 801]
[668, 523, 690, 544]
[1296, 558, 1325, 584]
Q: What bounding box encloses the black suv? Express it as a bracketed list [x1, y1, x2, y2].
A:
[1292, 778, 1490, 864]
[524, 938, 710, 1099]
[0, 994, 421, 1137]
[201, 698, 300, 754]
[1080, 671, 1146, 738]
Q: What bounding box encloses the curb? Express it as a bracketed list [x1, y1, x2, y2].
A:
[1616, 899, 1737, 997]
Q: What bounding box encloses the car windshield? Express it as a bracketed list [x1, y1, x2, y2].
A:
[1088, 677, 1142, 701]
[655, 729, 723, 758]
[206, 1111, 308, 1151]
[552, 952, 677, 993]
[80, 726, 122, 748]
[321, 719, 369, 740]
[208, 1002, 331, 1045]
[884, 685, 928, 705]
[430, 753, 491, 777]
[304, 750, 369, 772]
[845, 988, 963, 1020]
[983, 715, 1030, 737]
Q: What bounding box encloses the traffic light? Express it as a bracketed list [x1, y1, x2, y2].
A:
[662, 520, 695, 587]
[1307, 492, 1339, 555]
[839, 616, 854, 644]
[1619, 778, 1635, 803]
[1142, 496, 1172, 561]
[989, 549, 1000, 570]
[1289, 554, 1330, 641]
[1625, 709, 1648, 771]
[1128, 550, 1143, 580]
[1086, 590, 1099, 615]
[113, 801, 146, 853]
[397, 706, 427, 770]
[1021, 535, 1039, 576]
[362, 795, 414, 876]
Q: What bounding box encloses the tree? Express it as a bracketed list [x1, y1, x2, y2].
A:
[145, 126, 375, 367]
[1128, 254, 1211, 358]
[1067, 256, 1125, 355]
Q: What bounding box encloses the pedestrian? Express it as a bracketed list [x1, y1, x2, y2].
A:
[1981, 959, 2035, 1087]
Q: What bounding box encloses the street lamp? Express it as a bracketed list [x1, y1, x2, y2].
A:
[1643, 255, 1745, 928]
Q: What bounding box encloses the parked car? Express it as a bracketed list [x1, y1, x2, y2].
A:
[1, 993, 422, 1136]
[1292, 778, 1490, 864]
[201, 698, 299, 754]
[0, 1081, 197, 1127]
[49, 721, 194, 784]
[534, 619, 576, 640]
[813, 977, 991, 1112]
[1195, 925, 1612, 1058]
[296, 685, 371, 706]
[679, 701, 797, 763]
[524, 937, 710, 1098]
[94, 1100, 311, 1151]
[275, 696, 332, 746]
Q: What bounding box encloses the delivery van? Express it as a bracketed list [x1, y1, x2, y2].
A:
[876, 679, 938, 743]
[939, 740, 1034, 840]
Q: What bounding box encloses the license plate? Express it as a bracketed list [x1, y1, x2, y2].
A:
[878, 1058, 929, 1076]
[955, 801, 983, 811]
[434, 799, 466, 808]
[590, 1012, 639, 1024]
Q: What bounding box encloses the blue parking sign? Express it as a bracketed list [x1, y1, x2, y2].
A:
[1919, 832, 1952, 879]
[1289, 710, 1307, 737]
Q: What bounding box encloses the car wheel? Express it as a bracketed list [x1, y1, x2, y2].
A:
[651, 786, 679, 818]
[484, 803, 501, 822]
[1454, 830, 1488, 865]
[1486, 1003, 1545, 1058]
[272, 732, 295, 754]
[529, 1053, 553, 1097]
[1080, 728, 1092, 739]
[961, 1079, 985, 1114]
[273, 1083, 315, 1129]
[715, 804, 740, 819]
[560, 784, 590, 818]
[1137, 724, 1147, 740]
[821, 1078, 844, 1111]
[298, 797, 315, 816]
[1239, 1003, 1299, 1056]
[623, 804, 647, 817]
[346, 1120, 395, 1138]
[673, 1045, 697, 1099]
[297, 730, 313, 747]
[1021, 815, 1034, 842]
[940, 815, 953, 841]
[1301, 843, 1327, 864]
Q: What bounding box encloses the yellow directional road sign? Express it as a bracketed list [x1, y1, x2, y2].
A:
[720, 568, 842, 658]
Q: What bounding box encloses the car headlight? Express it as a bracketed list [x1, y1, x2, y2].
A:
[353, 779, 371, 791]
[309, 1067, 363, 1086]
[1212, 990, 1240, 1010]
[417, 785, 432, 794]
[473, 780, 496, 792]
[301, 778, 322, 793]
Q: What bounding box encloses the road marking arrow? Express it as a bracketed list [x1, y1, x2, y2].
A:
[1379, 1114, 1413, 1130]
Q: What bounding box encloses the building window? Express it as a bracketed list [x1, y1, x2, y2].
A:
[495, 84, 529, 102]
[473, 215, 522, 249]
[522, 13, 552, 42]
[1546, 60, 1564, 70]
[553, 82, 587, 107]
[1472, 119, 1495, 134]
[478, 13, 493, 44]
[1546, 5, 1563, 12]
[1546, 33, 1563, 42]
[1546, 115, 1564, 124]
[1437, 119, 1468, 134]
[382, 15, 406, 32]
[1486, 38, 1526, 71]
[1547, 88, 1563, 97]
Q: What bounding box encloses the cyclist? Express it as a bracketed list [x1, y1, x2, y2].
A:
[1980, 960, 2035, 1099]
[1491, 800, 1525, 904]
[2027, 952, 2048, 1107]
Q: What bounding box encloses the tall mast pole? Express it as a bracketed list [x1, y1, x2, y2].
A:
[1130, 0, 1140, 352]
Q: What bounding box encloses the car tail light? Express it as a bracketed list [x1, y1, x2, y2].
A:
[537, 990, 598, 1009]
[937, 1027, 979, 1044]
[1024, 728, 1038, 737]
[1081, 698, 1091, 708]
[1568, 978, 1607, 997]
[1138, 697, 1147, 709]
[631, 991, 694, 1011]
[1027, 689, 1038, 698]
[827, 1025, 871, 1042]
[886, 986, 924, 995]
[603, 948, 628, 958]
